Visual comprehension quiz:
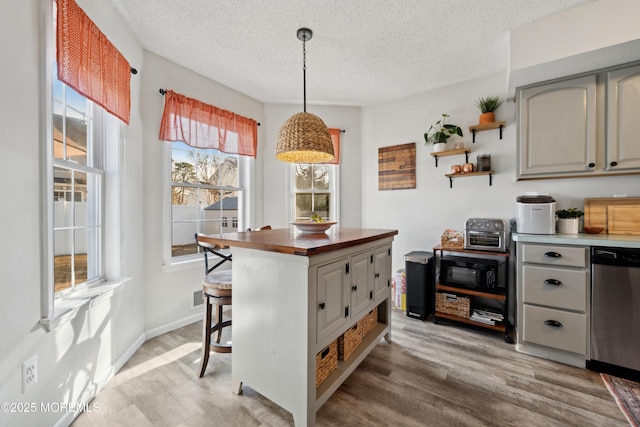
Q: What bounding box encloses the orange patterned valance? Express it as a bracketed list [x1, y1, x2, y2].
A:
[159, 90, 258, 158]
[327, 128, 341, 165]
[57, 0, 131, 124]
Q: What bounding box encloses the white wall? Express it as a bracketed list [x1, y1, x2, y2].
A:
[262, 104, 363, 228]
[508, 0, 640, 95]
[140, 51, 265, 335]
[0, 0, 145, 426]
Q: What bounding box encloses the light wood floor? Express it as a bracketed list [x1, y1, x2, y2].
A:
[72, 309, 628, 426]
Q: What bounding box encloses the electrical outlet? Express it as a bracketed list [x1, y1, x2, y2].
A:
[22, 356, 38, 394]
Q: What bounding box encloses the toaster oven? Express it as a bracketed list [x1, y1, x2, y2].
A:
[464, 218, 509, 253]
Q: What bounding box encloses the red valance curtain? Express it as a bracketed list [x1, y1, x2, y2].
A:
[327, 128, 341, 165]
[159, 90, 258, 158]
[56, 0, 131, 124]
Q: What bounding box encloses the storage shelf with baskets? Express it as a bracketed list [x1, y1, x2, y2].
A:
[433, 245, 513, 343]
[316, 304, 386, 397]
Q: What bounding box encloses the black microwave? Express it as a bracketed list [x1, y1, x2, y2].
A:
[439, 255, 502, 292]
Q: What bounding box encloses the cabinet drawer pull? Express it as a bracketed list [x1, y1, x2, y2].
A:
[319, 302, 325, 310]
[352, 285, 357, 291]
[544, 279, 563, 286]
[544, 320, 563, 328]
[610, 161, 618, 167]
[588, 162, 595, 168]
[544, 251, 562, 258]
[374, 272, 380, 278]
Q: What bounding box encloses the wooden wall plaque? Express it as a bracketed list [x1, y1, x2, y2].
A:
[378, 142, 416, 190]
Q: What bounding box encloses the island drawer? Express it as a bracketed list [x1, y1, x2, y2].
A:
[521, 265, 587, 312]
[522, 305, 587, 355]
[521, 244, 587, 268]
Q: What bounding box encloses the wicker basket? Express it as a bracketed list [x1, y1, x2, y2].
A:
[362, 306, 378, 336]
[338, 320, 363, 360]
[440, 229, 464, 250]
[316, 340, 338, 387]
[435, 292, 470, 318]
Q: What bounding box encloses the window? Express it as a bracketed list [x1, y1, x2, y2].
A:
[292, 164, 339, 221]
[170, 142, 243, 259]
[49, 2, 106, 294]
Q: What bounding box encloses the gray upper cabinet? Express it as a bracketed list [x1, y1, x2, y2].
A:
[607, 65, 640, 171]
[517, 62, 640, 180]
[517, 75, 597, 179]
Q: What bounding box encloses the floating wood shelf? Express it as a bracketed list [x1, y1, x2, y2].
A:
[444, 170, 494, 188]
[468, 121, 506, 143]
[429, 148, 471, 167]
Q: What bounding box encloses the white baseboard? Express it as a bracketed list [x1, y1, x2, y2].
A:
[55, 332, 146, 427]
[145, 313, 202, 340]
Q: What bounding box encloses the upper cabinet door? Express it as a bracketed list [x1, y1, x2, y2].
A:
[607, 65, 640, 171]
[517, 75, 597, 178]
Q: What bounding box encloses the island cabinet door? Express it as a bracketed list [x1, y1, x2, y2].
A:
[373, 244, 392, 302]
[349, 250, 374, 320]
[317, 259, 349, 343]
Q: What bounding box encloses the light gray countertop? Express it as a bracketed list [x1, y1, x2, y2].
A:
[512, 232, 640, 248]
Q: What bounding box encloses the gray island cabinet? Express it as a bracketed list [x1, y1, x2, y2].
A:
[199, 227, 397, 426]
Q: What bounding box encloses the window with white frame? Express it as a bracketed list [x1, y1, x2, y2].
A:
[47, 1, 116, 295]
[292, 164, 338, 221]
[170, 142, 243, 259]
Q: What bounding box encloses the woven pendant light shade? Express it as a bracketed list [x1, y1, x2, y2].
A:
[276, 112, 334, 163]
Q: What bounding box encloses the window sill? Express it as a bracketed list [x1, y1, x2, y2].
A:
[40, 278, 130, 332]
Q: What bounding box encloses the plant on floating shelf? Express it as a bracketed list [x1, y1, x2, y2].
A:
[424, 113, 463, 146]
[556, 208, 584, 219]
[474, 96, 504, 125]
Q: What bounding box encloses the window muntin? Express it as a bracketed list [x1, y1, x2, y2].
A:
[170, 141, 242, 258]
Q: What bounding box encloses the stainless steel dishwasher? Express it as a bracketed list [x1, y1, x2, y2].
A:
[588, 246, 640, 381]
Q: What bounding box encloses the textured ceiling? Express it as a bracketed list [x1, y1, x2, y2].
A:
[107, 0, 595, 106]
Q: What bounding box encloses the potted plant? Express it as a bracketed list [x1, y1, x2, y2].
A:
[474, 96, 504, 125]
[424, 113, 463, 152]
[556, 208, 583, 234]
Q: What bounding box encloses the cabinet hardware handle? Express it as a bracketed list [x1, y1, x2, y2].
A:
[345, 306, 349, 318]
[544, 251, 562, 258]
[345, 263, 349, 274]
[319, 302, 325, 310]
[544, 320, 563, 328]
[352, 285, 357, 291]
[610, 161, 618, 167]
[544, 279, 562, 286]
[370, 290, 373, 299]
[374, 273, 380, 278]
[588, 162, 595, 168]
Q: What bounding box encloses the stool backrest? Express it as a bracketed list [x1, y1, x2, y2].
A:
[195, 226, 271, 276]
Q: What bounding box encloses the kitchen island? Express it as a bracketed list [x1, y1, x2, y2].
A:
[198, 227, 397, 426]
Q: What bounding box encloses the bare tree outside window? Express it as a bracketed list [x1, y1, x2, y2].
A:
[170, 141, 242, 258]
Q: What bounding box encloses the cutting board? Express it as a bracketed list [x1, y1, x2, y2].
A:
[584, 197, 640, 235]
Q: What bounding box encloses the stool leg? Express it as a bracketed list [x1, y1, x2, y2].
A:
[214, 303, 223, 344]
[199, 295, 212, 378]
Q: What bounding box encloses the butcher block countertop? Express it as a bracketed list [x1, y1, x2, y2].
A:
[198, 227, 398, 256]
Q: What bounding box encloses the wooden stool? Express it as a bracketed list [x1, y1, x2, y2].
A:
[199, 269, 232, 378]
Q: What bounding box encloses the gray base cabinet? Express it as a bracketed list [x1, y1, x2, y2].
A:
[515, 242, 590, 368]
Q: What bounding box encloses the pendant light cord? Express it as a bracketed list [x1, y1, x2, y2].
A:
[302, 37, 307, 113]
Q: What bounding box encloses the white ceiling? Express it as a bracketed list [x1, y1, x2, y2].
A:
[108, 0, 595, 106]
